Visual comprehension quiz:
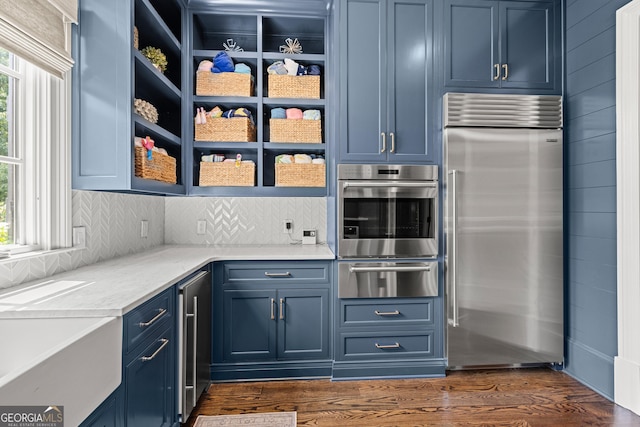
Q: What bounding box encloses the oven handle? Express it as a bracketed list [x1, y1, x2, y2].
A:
[448, 169, 459, 328]
[349, 265, 431, 273]
[343, 181, 437, 189]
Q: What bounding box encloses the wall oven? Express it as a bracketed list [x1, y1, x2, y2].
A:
[338, 164, 438, 259]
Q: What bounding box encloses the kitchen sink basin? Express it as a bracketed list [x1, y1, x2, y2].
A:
[0, 316, 122, 426]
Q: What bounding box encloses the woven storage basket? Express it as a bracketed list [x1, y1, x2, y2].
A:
[275, 163, 326, 187]
[134, 146, 177, 184]
[196, 71, 253, 97]
[195, 117, 256, 142]
[199, 162, 255, 186]
[270, 119, 322, 143]
[268, 75, 320, 99]
[133, 26, 139, 50]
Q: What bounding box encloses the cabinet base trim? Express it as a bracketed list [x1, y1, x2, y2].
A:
[331, 358, 446, 380]
[211, 360, 333, 381]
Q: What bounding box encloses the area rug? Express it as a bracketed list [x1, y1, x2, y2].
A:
[194, 412, 296, 427]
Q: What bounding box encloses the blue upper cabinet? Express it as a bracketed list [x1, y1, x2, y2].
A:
[339, 0, 435, 164]
[444, 0, 559, 92]
[73, 0, 185, 195]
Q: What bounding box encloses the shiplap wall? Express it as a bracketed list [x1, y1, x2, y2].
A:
[564, 0, 630, 399]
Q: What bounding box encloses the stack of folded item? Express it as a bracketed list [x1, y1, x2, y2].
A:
[266, 58, 321, 99]
[196, 51, 254, 97]
[269, 108, 322, 143]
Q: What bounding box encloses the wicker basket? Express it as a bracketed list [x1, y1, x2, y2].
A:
[134, 146, 177, 184]
[133, 26, 139, 50]
[270, 119, 322, 143]
[199, 162, 255, 186]
[268, 75, 320, 99]
[275, 163, 325, 187]
[196, 71, 253, 97]
[195, 117, 256, 142]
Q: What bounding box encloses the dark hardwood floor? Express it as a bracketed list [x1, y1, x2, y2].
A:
[185, 368, 640, 426]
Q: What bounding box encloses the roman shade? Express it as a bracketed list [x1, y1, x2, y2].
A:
[0, 0, 77, 78]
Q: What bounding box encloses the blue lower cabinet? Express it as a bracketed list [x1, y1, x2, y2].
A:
[213, 261, 332, 380]
[80, 286, 178, 427]
[79, 388, 122, 427]
[124, 326, 175, 427]
[332, 298, 445, 380]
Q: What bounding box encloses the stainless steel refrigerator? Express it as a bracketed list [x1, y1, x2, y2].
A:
[443, 92, 564, 368]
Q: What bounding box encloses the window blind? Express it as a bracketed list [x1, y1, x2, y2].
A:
[0, 0, 77, 78]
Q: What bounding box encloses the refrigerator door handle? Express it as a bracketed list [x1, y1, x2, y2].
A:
[448, 169, 460, 327]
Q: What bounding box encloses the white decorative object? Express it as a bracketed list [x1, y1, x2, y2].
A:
[223, 38, 243, 52]
[279, 38, 303, 54]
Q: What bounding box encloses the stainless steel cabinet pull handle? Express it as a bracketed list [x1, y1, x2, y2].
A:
[270, 298, 275, 320]
[493, 63, 500, 80]
[343, 181, 437, 189]
[279, 298, 285, 320]
[374, 310, 400, 316]
[138, 308, 167, 327]
[380, 132, 386, 153]
[141, 338, 169, 361]
[390, 132, 395, 153]
[448, 169, 459, 327]
[349, 265, 431, 273]
[502, 63, 509, 80]
[375, 342, 400, 349]
[191, 296, 198, 407]
[264, 272, 291, 277]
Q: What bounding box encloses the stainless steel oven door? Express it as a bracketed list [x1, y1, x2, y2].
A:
[338, 180, 438, 258]
[338, 261, 438, 298]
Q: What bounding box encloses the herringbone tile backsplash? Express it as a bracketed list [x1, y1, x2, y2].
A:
[0, 191, 328, 289]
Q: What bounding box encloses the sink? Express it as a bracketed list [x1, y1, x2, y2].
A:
[0, 316, 122, 427]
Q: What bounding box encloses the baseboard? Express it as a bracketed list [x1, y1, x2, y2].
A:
[615, 356, 640, 415]
[211, 360, 333, 381]
[564, 338, 614, 400]
[331, 358, 446, 380]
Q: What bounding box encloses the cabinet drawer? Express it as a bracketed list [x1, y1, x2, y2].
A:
[222, 262, 330, 285]
[340, 299, 433, 326]
[339, 331, 434, 360]
[124, 287, 174, 355]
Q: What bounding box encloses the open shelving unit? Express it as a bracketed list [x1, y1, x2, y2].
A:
[187, 12, 328, 196]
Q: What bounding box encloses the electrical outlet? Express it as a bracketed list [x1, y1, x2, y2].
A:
[283, 219, 293, 234]
[72, 226, 86, 248]
[197, 220, 207, 235]
[140, 220, 149, 238]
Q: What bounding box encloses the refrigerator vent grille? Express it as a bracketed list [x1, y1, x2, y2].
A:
[443, 92, 563, 128]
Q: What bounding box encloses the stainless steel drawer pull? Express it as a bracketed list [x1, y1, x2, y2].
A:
[138, 308, 167, 327]
[279, 298, 285, 320]
[141, 338, 169, 362]
[264, 272, 291, 278]
[349, 265, 431, 273]
[375, 342, 400, 349]
[374, 310, 400, 316]
[270, 298, 275, 320]
[343, 181, 437, 189]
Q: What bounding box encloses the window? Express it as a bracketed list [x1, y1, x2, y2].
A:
[0, 48, 71, 255]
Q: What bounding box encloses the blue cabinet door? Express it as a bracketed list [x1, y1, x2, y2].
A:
[340, 0, 387, 162]
[387, 0, 433, 162]
[340, 0, 433, 163]
[222, 289, 277, 361]
[277, 288, 330, 360]
[80, 389, 122, 427]
[444, 0, 557, 91]
[444, 0, 499, 88]
[124, 326, 175, 427]
[499, 1, 556, 90]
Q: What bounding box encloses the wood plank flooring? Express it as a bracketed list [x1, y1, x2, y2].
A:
[184, 368, 640, 426]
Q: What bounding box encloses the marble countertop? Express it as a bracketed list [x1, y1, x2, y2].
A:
[0, 244, 335, 319]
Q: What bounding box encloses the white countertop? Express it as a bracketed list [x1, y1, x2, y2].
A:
[0, 244, 335, 319]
